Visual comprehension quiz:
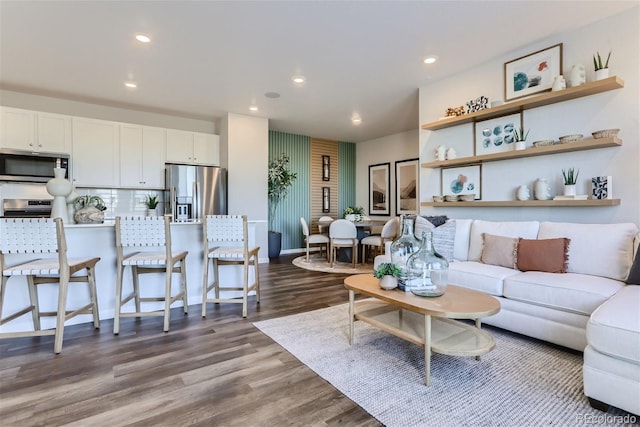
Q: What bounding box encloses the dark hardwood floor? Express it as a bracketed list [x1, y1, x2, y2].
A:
[0, 255, 382, 427]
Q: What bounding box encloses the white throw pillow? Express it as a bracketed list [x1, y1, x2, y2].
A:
[414, 217, 456, 262]
[468, 220, 540, 262]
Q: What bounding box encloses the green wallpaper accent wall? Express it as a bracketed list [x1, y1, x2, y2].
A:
[268, 131, 355, 251]
[269, 130, 310, 250]
[339, 142, 356, 217]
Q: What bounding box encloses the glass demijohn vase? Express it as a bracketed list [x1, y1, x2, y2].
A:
[389, 216, 420, 289]
[406, 231, 449, 297]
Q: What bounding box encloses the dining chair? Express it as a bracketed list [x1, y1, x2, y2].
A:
[318, 216, 334, 235]
[329, 219, 358, 268]
[360, 217, 399, 264]
[113, 215, 188, 334]
[202, 215, 260, 318]
[0, 217, 100, 354]
[300, 217, 330, 262]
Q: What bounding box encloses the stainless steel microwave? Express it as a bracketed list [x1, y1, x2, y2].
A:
[0, 149, 70, 183]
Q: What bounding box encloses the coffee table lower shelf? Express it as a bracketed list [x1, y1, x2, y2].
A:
[351, 300, 496, 384]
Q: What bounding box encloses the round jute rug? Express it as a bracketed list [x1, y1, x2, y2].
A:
[292, 255, 373, 274]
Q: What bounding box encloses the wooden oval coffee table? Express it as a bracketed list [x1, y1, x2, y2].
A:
[344, 273, 500, 386]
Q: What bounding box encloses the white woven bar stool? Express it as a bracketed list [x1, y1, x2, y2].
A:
[202, 215, 260, 318]
[0, 218, 100, 354]
[113, 215, 188, 334]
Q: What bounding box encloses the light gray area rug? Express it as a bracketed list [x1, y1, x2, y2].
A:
[254, 303, 635, 427]
[292, 255, 373, 275]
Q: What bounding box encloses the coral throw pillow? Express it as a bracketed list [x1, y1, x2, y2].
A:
[516, 238, 571, 273]
[480, 233, 518, 269]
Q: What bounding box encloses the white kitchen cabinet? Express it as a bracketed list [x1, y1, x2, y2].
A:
[72, 117, 119, 187]
[120, 124, 166, 188]
[0, 107, 71, 154]
[166, 129, 219, 165]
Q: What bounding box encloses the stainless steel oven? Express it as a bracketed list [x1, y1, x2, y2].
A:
[1, 199, 53, 218]
[0, 149, 70, 183]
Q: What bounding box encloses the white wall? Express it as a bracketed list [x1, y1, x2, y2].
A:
[419, 9, 639, 225]
[356, 129, 419, 218]
[0, 89, 215, 133]
[223, 113, 269, 261]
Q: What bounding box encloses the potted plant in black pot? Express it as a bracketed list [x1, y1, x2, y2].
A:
[268, 153, 297, 259]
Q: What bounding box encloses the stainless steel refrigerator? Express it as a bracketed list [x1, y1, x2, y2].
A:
[165, 164, 227, 221]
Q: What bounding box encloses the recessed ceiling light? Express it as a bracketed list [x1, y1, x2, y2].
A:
[292, 75, 305, 84]
[249, 105, 258, 111]
[264, 92, 281, 99]
[351, 115, 362, 125]
[423, 55, 439, 64]
[135, 34, 151, 43]
[124, 81, 137, 88]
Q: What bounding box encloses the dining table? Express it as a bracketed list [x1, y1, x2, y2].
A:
[318, 218, 388, 263]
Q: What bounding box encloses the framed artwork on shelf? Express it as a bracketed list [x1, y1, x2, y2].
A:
[504, 43, 562, 101]
[322, 155, 330, 181]
[368, 162, 390, 216]
[441, 165, 482, 199]
[395, 158, 419, 216]
[322, 187, 330, 212]
[475, 113, 521, 155]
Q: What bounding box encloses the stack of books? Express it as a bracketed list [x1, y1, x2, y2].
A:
[553, 195, 589, 200]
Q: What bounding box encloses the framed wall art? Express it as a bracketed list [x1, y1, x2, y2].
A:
[322, 187, 330, 212]
[395, 158, 419, 216]
[441, 165, 482, 199]
[368, 162, 390, 215]
[475, 113, 522, 155]
[322, 155, 330, 181]
[504, 43, 562, 101]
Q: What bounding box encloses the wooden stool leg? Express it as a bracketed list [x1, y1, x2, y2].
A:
[87, 266, 100, 329]
[242, 260, 249, 318]
[213, 259, 220, 300]
[53, 274, 70, 354]
[254, 258, 260, 304]
[201, 258, 210, 317]
[163, 265, 172, 332]
[113, 264, 124, 335]
[131, 266, 141, 314]
[180, 259, 188, 315]
[27, 276, 41, 330]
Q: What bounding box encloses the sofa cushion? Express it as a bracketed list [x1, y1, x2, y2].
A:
[468, 220, 539, 262]
[538, 222, 638, 281]
[503, 271, 623, 316]
[453, 219, 473, 261]
[449, 261, 520, 296]
[626, 249, 640, 285]
[481, 233, 518, 269]
[414, 217, 456, 262]
[587, 285, 640, 363]
[516, 238, 570, 273]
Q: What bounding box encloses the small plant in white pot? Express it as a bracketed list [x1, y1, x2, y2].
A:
[373, 262, 402, 290]
[144, 194, 160, 216]
[562, 167, 579, 196]
[593, 50, 611, 81]
[514, 127, 530, 151]
[344, 206, 364, 222]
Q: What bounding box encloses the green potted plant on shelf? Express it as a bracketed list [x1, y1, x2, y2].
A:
[373, 262, 402, 290]
[268, 153, 298, 259]
[514, 127, 530, 151]
[73, 195, 107, 224]
[144, 194, 160, 216]
[343, 206, 364, 222]
[593, 50, 611, 81]
[562, 167, 579, 196]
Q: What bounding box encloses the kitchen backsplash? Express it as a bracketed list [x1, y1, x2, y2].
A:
[0, 183, 164, 218]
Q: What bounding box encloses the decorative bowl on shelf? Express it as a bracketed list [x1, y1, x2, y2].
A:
[458, 194, 476, 202]
[444, 195, 458, 202]
[532, 139, 555, 148]
[432, 195, 445, 202]
[558, 134, 583, 144]
[591, 128, 620, 139]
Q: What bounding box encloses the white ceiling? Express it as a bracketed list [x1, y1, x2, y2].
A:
[1, 1, 636, 143]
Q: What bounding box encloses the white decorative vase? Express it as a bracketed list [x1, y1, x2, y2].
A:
[435, 145, 446, 161]
[379, 275, 398, 290]
[345, 214, 356, 222]
[66, 188, 78, 224]
[563, 184, 577, 196]
[534, 178, 552, 200]
[568, 64, 586, 88]
[516, 185, 531, 201]
[46, 167, 72, 223]
[515, 140, 527, 151]
[146, 207, 158, 217]
[73, 206, 105, 224]
[595, 68, 609, 81]
[446, 147, 457, 160]
[551, 75, 566, 91]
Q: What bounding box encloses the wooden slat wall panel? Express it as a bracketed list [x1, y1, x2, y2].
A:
[310, 139, 339, 233]
[338, 141, 356, 218]
[269, 131, 310, 250]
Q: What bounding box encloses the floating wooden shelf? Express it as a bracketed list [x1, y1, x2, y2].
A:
[421, 76, 624, 131]
[421, 137, 622, 168]
[421, 199, 620, 208]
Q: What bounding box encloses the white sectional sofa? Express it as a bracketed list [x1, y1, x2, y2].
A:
[375, 218, 640, 415]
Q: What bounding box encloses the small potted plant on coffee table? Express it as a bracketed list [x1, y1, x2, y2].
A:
[374, 262, 402, 290]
